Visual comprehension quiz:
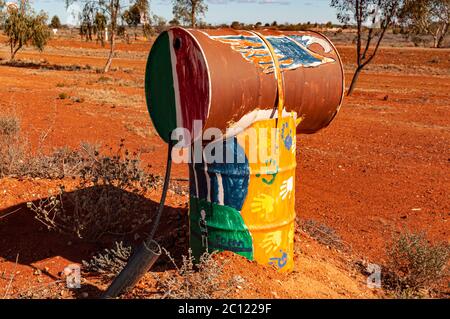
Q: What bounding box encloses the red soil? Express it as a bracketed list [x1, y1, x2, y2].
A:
[0, 37, 448, 298]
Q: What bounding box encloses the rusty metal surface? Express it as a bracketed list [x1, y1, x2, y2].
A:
[146, 27, 344, 143]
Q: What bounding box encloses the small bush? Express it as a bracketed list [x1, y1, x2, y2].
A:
[0, 115, 26, 177]
[154, 249, 243, 299]
[72, 96, 84, 103]
[82, 241, 132, 278]
[0, 116, 20, 136]
[97, 76, 111, 83]
[384, 232, 449, 298]
[58, 92, 68, 100]
[299, 219, 345, 250]
[27, 141, 162, 240]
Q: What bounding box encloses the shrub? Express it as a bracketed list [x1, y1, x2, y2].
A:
[23, 146, 87, 179]
[58, 92, 68, 99]
[299, 219, 345, 250]
[0, 115, 26, 177]
[0, 115, 20, 136]
[97, 76, 111, 83]
[49, 15, 61, 29]
[384, 232, 449, 298]
[72, 96, 84, 103]
[0, 117, 91, 179]
[153, 249, 244, 299]
[82, 241, 132, 277]
[27, 141, 162, 240]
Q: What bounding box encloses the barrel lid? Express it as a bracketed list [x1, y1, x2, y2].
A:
[145, 28, 211, 144]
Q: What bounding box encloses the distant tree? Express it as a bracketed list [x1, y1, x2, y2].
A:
[400, 0, 449, 48]
[94, 12, 107, 46]
[152, 14, 167, 33]
[122, 3, 140, 28]
[169, 18, 180, 26]
[135, 0, 150, 24]
[255, 21, 262, 29]
[172, 0, 207, 28]
[123, 0, 150, 36]
[78, 1, 101, 42]
[271, 20, 278, 27]
[66, 0, 126, 73]
[0, 1, 5, 26]
[122, 2, 140, 40]
[231, 21, 241, 29]
[4, 1, 50, 61]
[326, 21, 334, 28]
[331, 0, 404, 96]
[50, 15, 62, 29]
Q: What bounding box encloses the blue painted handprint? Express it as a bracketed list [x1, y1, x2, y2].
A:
[281, 122, 293, 151]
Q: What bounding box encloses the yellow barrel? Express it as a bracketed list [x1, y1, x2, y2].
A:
[189, 114, 297, 271]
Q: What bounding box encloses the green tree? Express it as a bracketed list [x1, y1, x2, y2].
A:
[152, 14, 167, 33]
[0, 1, 5, 26]
[172, 0, 207, 28]
[94, 12, 107, 46]
[400, 0, 449, 48]
[136, 0, 151, 38]
[231, 21, 241, 29]
[123, 0, 151, 39]
[50, 15, 62, 29]
[66, 0, 126, 73]
[122, 3, 140, 41]
[122, 3, 141, 28]
[4, 3, 50, 61]
[169, 18, 180, 26]
[78, 1, 98, 42]
[331, 0, 404, 95]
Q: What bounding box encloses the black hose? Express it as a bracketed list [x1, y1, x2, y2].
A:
[102, 139, 174, 299]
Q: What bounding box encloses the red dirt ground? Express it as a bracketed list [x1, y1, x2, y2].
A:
[0, 36, 448, 298]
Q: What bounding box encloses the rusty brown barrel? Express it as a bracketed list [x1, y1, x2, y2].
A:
[145, 27, 344, 143]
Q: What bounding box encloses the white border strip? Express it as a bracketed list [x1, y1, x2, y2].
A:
[168, 30, 184, 131]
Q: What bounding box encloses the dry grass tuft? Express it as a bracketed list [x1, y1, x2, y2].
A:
[82, 241, 132, 278]
[26, 141, 162, 240]
[384, 232, 449, 298]
[153, 249, 244, 299]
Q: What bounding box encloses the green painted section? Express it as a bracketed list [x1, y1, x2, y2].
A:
[145, 32, 177, 143]
[190, 197, 254, 262]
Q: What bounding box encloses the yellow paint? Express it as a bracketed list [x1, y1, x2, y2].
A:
[237, 115, 297, 271]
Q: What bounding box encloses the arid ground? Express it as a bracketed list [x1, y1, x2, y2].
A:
[0, 33, 448, 299]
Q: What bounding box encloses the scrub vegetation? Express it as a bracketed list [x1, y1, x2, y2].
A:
[0, 0, 449, 301]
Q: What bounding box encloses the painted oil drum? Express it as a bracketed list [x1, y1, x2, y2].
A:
[189, 115, 297, 271]
[145, 27, 344, 144]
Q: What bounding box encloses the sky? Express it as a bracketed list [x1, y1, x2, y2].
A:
[28, 0, 338, 26]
